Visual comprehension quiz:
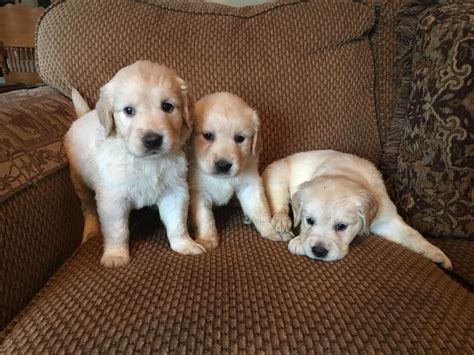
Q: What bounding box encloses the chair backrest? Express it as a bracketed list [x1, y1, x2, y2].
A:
[0, 3, 44, 84]
[35, 0, 382, 167]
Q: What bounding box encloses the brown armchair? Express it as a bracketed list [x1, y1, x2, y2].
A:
[1, 0, 472, 352]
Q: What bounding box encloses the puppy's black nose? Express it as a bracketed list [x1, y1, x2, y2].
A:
[312, 244, 328, 258]
[214, 159, 232, 173]
[142, 133, 163, 150]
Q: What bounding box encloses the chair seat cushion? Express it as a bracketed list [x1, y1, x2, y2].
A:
[2, 207, 473, 352]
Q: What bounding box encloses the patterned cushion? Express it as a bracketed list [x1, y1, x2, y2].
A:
[0, 87, 76, 202]
[36, 0, 381, 167]
[377, 0, 469, 175]
[391, 3, 474, 237]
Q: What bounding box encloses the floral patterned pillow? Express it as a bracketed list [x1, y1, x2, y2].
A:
[393, 3, 473, 238]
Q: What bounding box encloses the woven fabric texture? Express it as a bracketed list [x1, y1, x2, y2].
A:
[0, 87, 75, 201]
[36, 0, 381, 167]
[2, 207, 473, 352]
[0, 167, 83, 331]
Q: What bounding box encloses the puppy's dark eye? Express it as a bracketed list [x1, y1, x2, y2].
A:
[203, 132, 214, 141]
[335, 223, 347, 232]
[123, 106, 135, 116]
[306, 217, 315, 226]
[161, 101, 174, 113]
[234, 135, 245, 144]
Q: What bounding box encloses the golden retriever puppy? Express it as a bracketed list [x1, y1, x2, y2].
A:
[263, 150, 452, 269]
[188, 92, 289, 251]
[65, 61, 205, 267]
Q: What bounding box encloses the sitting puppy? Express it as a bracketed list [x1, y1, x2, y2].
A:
[263, 150, 452, 269]
[188, 92, 289, 251]
[65, 61, 205, 267]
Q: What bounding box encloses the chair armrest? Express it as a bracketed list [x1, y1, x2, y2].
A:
[0, 87, 83, 330]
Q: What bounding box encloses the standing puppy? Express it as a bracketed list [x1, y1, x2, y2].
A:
[263, 150, 452, 269]
[65, 61, 205, 267]
[189, 92, 289, 251]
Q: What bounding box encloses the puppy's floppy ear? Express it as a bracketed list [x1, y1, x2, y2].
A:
[96, 82, 115, 136]
[251, 111, 262, 157]
[177, 77, 194, 143]
[291, 185, 308, 228]
[356, 191, 378, 235]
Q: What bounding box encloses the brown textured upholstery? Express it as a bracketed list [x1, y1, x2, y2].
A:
[2, 208, 473, 352]
[36, 0, 381, 167]
[0, 167, 83, 331]
[0, 87, 82, 330]
[1, 0, 473, 351]
[429, 238, 474, 285]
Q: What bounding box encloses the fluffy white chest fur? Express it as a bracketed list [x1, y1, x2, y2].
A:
[66, 111, 187, 210]
[192, 169, 249, 206]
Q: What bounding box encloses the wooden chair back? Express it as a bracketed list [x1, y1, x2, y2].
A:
[0, 4, 44, 84]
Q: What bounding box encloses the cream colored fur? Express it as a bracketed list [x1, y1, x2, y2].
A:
[263, 150, 452, 269]
[65, 61, 205, 267]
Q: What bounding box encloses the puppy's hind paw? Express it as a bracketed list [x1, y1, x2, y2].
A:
[195, 234, 219, 251]
[82, 215, 100, 243]
[172, 239, 207, 255]
[427, 246, 452, 270]
[441, 257, 453, 270]
[272, 212, 292, 234]
[436, 252, 452, 270]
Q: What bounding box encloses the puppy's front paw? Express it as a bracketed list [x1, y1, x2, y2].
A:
[272, 212, 292, 234]
[195, 234, 219, 251]
[172, 239, 206, 255]
[101, 249, 130, 268]
[288, 236, 304, 256]
[263, 230, 292, 242]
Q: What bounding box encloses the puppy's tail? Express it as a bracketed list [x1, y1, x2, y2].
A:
[71, 87, 91, 118]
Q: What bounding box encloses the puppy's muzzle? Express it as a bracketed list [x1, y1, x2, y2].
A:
[311, 243, 329, 258]
[142, 132, 163, 151]
[214, 159, 233, 174]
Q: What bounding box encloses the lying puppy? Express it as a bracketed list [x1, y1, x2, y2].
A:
[65, 61, 205, 267]
[188, 92, 289, 251]
[263, 150, 452, 269]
